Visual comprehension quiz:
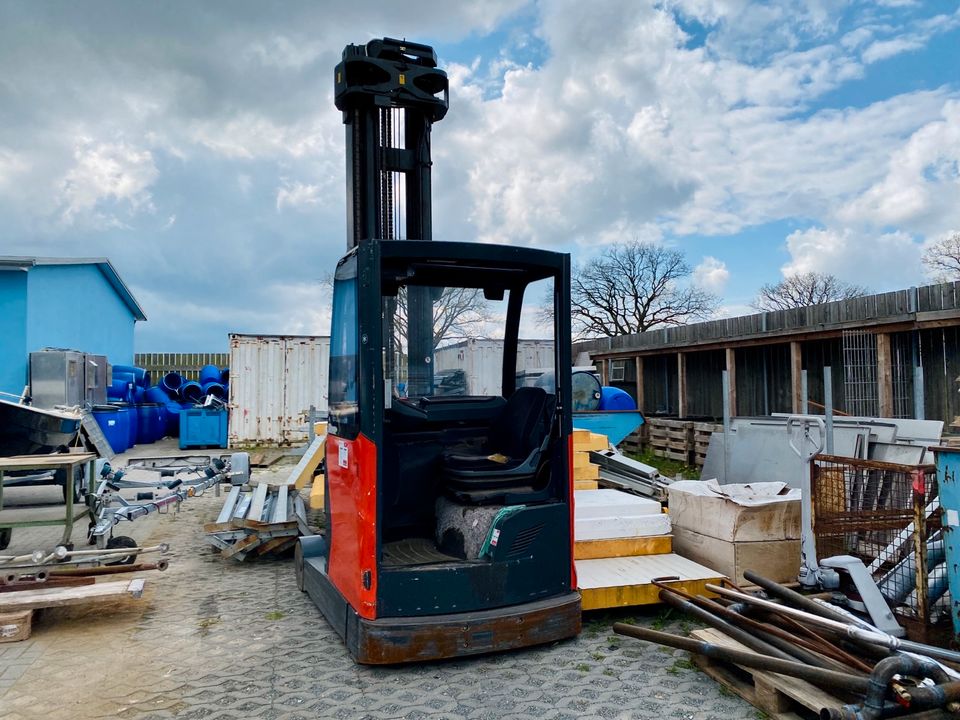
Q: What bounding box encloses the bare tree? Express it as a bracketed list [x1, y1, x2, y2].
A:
[389, 286, 493, 349]
[922, 232, 960, 280]
[568, 241, 719, 339]
[752, 272, 868, 311]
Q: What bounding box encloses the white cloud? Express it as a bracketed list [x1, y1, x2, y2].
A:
[693, 256, 730, 294]
[782, 226, 923, 289]
[57, 138, 158, 227]
[276, 180, 323, 212]
[837, 100, 960, 235]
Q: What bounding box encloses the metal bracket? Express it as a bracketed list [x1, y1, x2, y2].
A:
[820, 554, 905, 637]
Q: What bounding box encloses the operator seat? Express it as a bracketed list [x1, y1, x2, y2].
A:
[441, 386, 556, 502]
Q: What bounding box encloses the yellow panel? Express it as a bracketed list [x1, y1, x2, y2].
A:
[573, 431, 608, 452]
[573, 451, 593, 469]
[309, 474, 325, 510]
[292, 435, 326, 490]
[579, 577, 720, 610]
[574, 535, 672, 560]
[574, 463, 599, 480]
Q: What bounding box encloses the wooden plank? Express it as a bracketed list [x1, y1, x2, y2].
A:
[634, 356, 644, 414]
[0, 580, 144, 612]
[877, 332, 893, 417]
[247, 483, 269, 523]
[574, 464, 599, 481]
[678, 351, 687, 419]
[221, 533, 261, 558]
[690, 628, 848, 720]
[309, 474, 325, 510]
[725, 347, 737, 417]
[574, 480, 598, 491]
[574, 535, 672, 560]
[573, 432, 608, 452]
[289, 434, 326, 490]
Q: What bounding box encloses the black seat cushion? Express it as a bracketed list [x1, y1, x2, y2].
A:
[441, 387, 555, 487]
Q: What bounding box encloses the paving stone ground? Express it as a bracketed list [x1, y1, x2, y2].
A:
[0, 460, 757, 720]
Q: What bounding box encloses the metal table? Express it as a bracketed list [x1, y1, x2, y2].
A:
[0, 453, 96, 549]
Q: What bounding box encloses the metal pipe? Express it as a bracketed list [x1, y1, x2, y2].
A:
[819, 655, 951, 720]
[706, 583, 960, 665]
[743, 570, 870, 626]
[49, 560, 167, 576]
[612, 624, 871, 694]
[657, 590, 799, 663]
[655, 582, 862, 672]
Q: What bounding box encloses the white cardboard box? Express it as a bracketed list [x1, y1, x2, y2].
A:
[668, 479, 801, 542]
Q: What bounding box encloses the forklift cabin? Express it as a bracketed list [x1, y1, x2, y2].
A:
[296, 37, 581, 664]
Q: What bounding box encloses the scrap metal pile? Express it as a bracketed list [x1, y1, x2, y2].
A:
[616, 572, 960, 719]
[204, 482, 310, 561]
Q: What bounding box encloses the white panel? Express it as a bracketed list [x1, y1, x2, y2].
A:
[575, 513, 671, 540]
[433, 339, 555, 396]
[228, 334, 329, 447]
[576, 553, 719, 590]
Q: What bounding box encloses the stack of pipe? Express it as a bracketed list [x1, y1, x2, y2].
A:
[614, 570, 960, 719]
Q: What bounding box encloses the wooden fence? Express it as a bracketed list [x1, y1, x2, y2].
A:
[134, 353, 229, 382]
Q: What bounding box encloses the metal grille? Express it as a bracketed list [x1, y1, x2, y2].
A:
[812, 454, 943, 632]
[842, 329, 878, 416]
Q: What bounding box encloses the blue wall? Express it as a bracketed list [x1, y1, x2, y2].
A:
[0, 270, 28, 396]
[25, 265, 135, 367]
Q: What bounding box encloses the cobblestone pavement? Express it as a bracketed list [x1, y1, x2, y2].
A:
[0, 473, 756, 720]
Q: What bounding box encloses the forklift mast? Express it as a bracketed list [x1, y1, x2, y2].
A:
[334, 37, 449, 247]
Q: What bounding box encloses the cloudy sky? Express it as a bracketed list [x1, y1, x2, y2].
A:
[1, 1, 958, 351]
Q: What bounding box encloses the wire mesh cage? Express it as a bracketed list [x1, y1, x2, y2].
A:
[812, 454, 944, 638]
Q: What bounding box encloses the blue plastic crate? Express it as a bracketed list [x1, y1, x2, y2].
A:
[179, 408, 228, 449]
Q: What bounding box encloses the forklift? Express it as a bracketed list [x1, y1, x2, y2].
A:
[295, 37, 582, 664]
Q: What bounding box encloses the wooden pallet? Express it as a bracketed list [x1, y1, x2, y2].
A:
[690, 628, 854, 720]
[692, 422, 721, 467]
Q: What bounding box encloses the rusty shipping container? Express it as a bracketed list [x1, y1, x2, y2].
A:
[228, 333, 330, 447]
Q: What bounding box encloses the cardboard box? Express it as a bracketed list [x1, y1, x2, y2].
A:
[672, 527, 800, 585]
[668, 480, 800, 542]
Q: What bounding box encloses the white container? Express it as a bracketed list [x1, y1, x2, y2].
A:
[433, 339, 554, 396]
[228, 333, 329, 447]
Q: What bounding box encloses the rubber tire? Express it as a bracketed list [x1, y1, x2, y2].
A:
[0, 528, 11, 551]
[59, 467, 85, 503]
[105, 535, 138, 565]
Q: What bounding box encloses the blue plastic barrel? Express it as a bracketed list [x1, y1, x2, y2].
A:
[133, 386, 145, 403]
[202, 381, 226, 400]
[113, 404, 138, 449]
[164, 402, 182, 437]
[112, 365, 150, 388]
[107, 379, 134, 403]
[93, 405, 127, 453]
[145, 385, 174, 404]
[199, 364, 221, 385]
[219, 368, 229, 384]
[136, 403, 162, 444]
[162, 372, 184, 395]
[180, 381, 204, 404]
[598, 386, 637, 411]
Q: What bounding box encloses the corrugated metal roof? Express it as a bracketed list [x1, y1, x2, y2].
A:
[0, 256, 147, 321]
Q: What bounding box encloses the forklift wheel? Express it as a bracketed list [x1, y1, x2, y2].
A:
[0, 528, 11, 551]
[105, 535, 138, 565]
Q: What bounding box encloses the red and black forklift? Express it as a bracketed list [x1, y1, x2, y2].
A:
[295, 37, 581, 664]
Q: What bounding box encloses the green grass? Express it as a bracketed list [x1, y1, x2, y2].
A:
[627, 450, 699, 479]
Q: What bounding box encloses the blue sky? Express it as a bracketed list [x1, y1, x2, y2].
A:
[0, 0, 958, 349]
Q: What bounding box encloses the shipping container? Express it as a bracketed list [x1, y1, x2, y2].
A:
[228, 334, 330, 447]
[433, 339, 555, 396]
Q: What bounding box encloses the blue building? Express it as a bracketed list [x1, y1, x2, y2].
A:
[0, 257, 146, 397]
